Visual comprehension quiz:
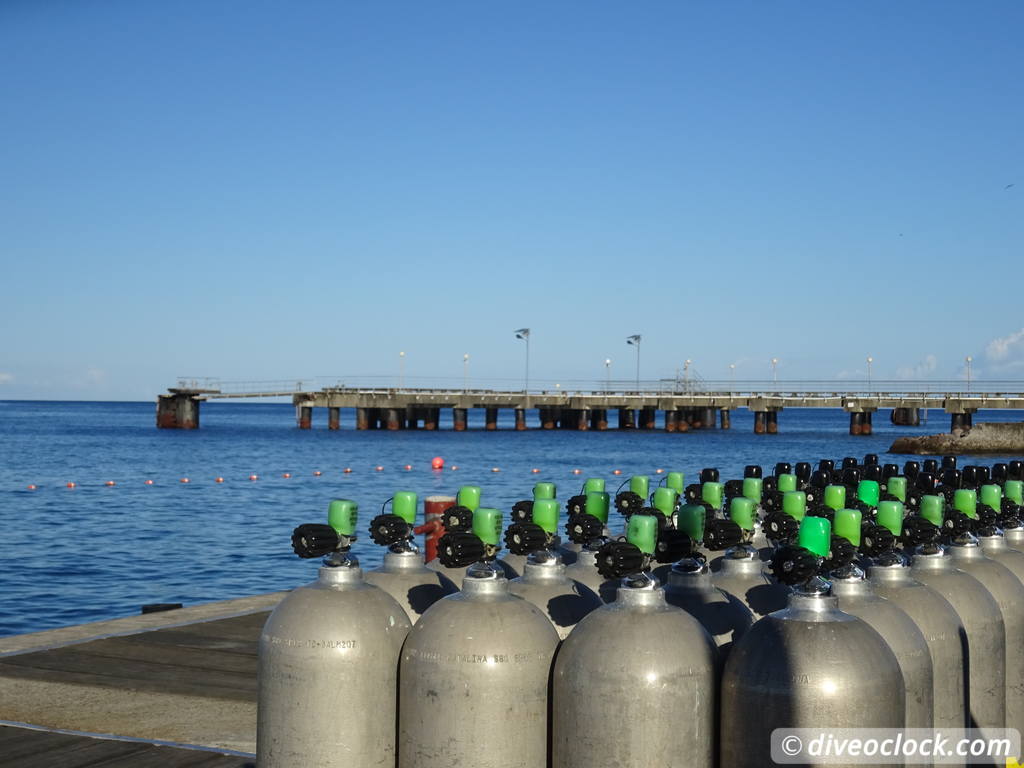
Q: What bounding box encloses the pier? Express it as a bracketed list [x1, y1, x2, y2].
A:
[158, 379, 1024, 436]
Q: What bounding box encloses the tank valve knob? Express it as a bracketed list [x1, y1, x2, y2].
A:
[860, 523, 895, 557]
[763, 510, 799, 543]
[368, 514, 412, 547]
[806, 503, 834, 523]
[565, 494, 587, 517]
[566, 512, 604, 544]
[976, 504, 998, 528]
[437, 532, 486, 567]
[441, 505, 475, 533]
[510, 500, 534, 523]
[291, 524, 341, 558]
[503, 522, 547, 555]
[770, 545, 820, 585]
[595, 540, 646, 579]
[900, 515, 940, 546]
[943, 509, 974, 538]
[703, 518, 743, 551]
[654, 529, 693, 563]
[824, 535, 857, 570]
[723, 479, 745, 500]
[683, 483, 702, 503]
[633, 506, 670, 530]
[614, 491, 643, 516]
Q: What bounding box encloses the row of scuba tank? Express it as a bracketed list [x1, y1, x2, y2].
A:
[257, 453, 1024, 767]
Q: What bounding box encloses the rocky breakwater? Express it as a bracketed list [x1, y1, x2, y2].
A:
[890, 422, 1024, 455]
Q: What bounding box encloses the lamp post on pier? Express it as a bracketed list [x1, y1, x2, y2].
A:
[605, 358, 612, 391]
[463, 353, 470, 393]
[626, 335, 641, 392]
[514, 328, 530, 394]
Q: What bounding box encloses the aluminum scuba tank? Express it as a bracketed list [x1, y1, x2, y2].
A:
[365, 491, 458, 623]
[398, 559, 559, 768]
[258, 500, 411, 768]
[563, 503, 618, 602]
[721, 517, 905, 767]
[504, 500, 602, 639]
[552, 558, 717, 768]
[712, 539, 791, 620]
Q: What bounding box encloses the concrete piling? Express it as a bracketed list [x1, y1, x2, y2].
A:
[328, 407, 340, 430]
[515, 408, 527, 431]
[485, 407, 498, 431]
[453, 408, 467, 432]
[156, 393, 200, 429]
[641, 406, 656, 429]
[767, 410, 778, 434]
[619, 408, 636, 429]
[664, 409, 678, 432]
[754, 411, 767, 435]
[385, 408, 402, 431]
[297, 406, 312, 430]
[592, 409, 608, 430]
[720, 409, 731, 429]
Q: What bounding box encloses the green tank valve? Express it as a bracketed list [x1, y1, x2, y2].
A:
[584, 478, 605, 494]
[677, 504, 706, 542]
[327, 499, 358, 536]
[824, 485, 847, 511]
[666, 472, 685, 494]
[1005, 480, 1024, 505]
[782, 491, 807, 520]
[954, 489, 978, 519]
[702, 482, 724, 510]
[980, 484, 1002, 510]
[584, 492, 610, 524]
[472, 508, 502, 547]
[626, 514, 657, 555]
[857, 480, 881, 508]
[392, 491, 417, 524]
[729, 497, 756, 531]
[457, 485, 482, 512]
[653, 487, 677, 517]
[834, 508, 862, 546]
[798, 516, 831, 558]
[886, 476, 908, 502]
[629, 475, 650, 499]
[920, 495, 945, 528]
[777, 473, 797, 493]
[532, 499, 559, 534]
[877, 501, 905, 537]
[533, 482, 556, 501]
[742, 477, 763, 503]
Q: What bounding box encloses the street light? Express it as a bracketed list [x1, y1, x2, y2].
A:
[866, 356, 873, 392]
[399, 351, 405, 389]
[605, 358, 612, 390]
[771, 358, 779, 386]
[463, 353, 470, 392]
[966, 356, 973, 392]
[684, 359, 692, 393]
[729, 363, 736, 390]
[514, 328, 530, 393]
[626, 335, 641, 391]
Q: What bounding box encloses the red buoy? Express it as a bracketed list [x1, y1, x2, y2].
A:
[531, 468, 541, 474]
[249, 474, 259, 481]
[283, 473, 292, 479]
[404, 464, 413, 471]
[27, 484, 37, 491]
[313, 470, 322, 476]
[105, 480, 116, 486]
[612, 469, 622, 475]
[375, 465, 384, 472]
[431, 456, 444, 470]
[215, 477, 225, 483]
[144, 479, 154, 485]
[180, 478, 190, 484]
[66, 482, 76, 488]
[343, 467, 353, 474]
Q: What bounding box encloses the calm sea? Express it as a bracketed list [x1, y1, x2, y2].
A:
[1, 400, 1020, 637]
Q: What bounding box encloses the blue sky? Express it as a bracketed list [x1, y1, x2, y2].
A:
[1, 1, 1021, 400]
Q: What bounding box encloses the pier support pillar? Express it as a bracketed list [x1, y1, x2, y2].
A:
[664, 409, 678, 432]
[702, 407, 718, 429]
[641, 406, 656, 429]
[356, 407, 369, 430]
[892, 407, 922, 426]
[328, 407, 340, 430]
[405, 405, 419, 429]
[485, 407, 498, 430]
[156, 393, 201, 429]
[298, 406, 312, 430]
[577, 409, 589, 431]
[720, 409, 731, 429]
[453, 408, 467, 431]
[618, 408, 636, 429]
[592, 409, 608, 430]
[767, 410, 778, 434]
[541, 407, 556, 430]
[677, 409, 689, 432]
[754, 411, 767, 435]
[515, 408, 527, 430]
[950, 412, 974, 432]
[862, 410, 873, 436]
[850, 412, 863, 436]
[385, 408, 402, 431]
[423, 408, 439, 431]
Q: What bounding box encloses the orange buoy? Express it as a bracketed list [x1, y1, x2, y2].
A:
[66, 482, 76, 488]
[431, 456, 444, 470]
[491, 467, 500, 473]
[313, 470, 322, 476]
[343, 467, 353, 474]
[27, 484, 37, 491]
[283, 473, 292, 479]
[180, 478, 190, 484]
[531, 468, 541, 474]
[249, 474, 259, 481]
[404, 464, 412, 471]
[105, 480, 116, 486]
[450, 465, 459, 471]
[655, 468, 664, 474]
[572, 469, 582, 475]
[375, 465, 384, 472]
[144, 479, 154, 485]
[612, 469, 622, 476]
[215, 477, 225, 483]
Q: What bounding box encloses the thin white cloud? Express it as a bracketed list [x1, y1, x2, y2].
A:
[895, 354, 937, 380]
[986, 328, 1024, 363]
[0, 372, 13, 385]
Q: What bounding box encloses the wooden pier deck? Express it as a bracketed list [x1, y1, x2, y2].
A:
[0, 593, 284, 766]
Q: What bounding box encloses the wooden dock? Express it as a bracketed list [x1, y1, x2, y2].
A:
[0, 593, 284, 766]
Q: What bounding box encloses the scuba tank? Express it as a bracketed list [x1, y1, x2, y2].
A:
[258, 500, 412, 767]
[564, 492, 618, 602]
[398, 558, 560, 768]
[1003, 480, 1024, 548]
[721, 517, 905, 767]
[711, 521, 791, 620]
[430, 487, 517, 579]
[364, 491, 458, 623]
[664, 504, 754, 658]
[504, 499, 602, 639]
[909, 498, 1007, 732]
[553, 515, 717, 768]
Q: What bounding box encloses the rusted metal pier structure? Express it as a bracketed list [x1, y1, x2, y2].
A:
[157, 380, 1024, 436]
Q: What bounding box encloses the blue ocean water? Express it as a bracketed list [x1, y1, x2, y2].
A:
[1, 400, 1021, 637]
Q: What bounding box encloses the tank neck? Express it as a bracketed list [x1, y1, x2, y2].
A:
[382, 550, 425, 570]
[521, 556, 567, 582]
[947, 536, 987, 562]
[867, 559, 914, 585]
[786, 589, 841, 619]
[571, 549, 597, 567]
[318, 559, 363, 586]
[829, 567, 875, 599]
[615, 573, 666, 609]
[719, 550, 762, 575]
[666, 558, 714, 591]
[461, 561, 510, 597]
[1005, 528, 1024, 546]
[978, 533, 1008, 552]
[911, 546, 953, 572]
